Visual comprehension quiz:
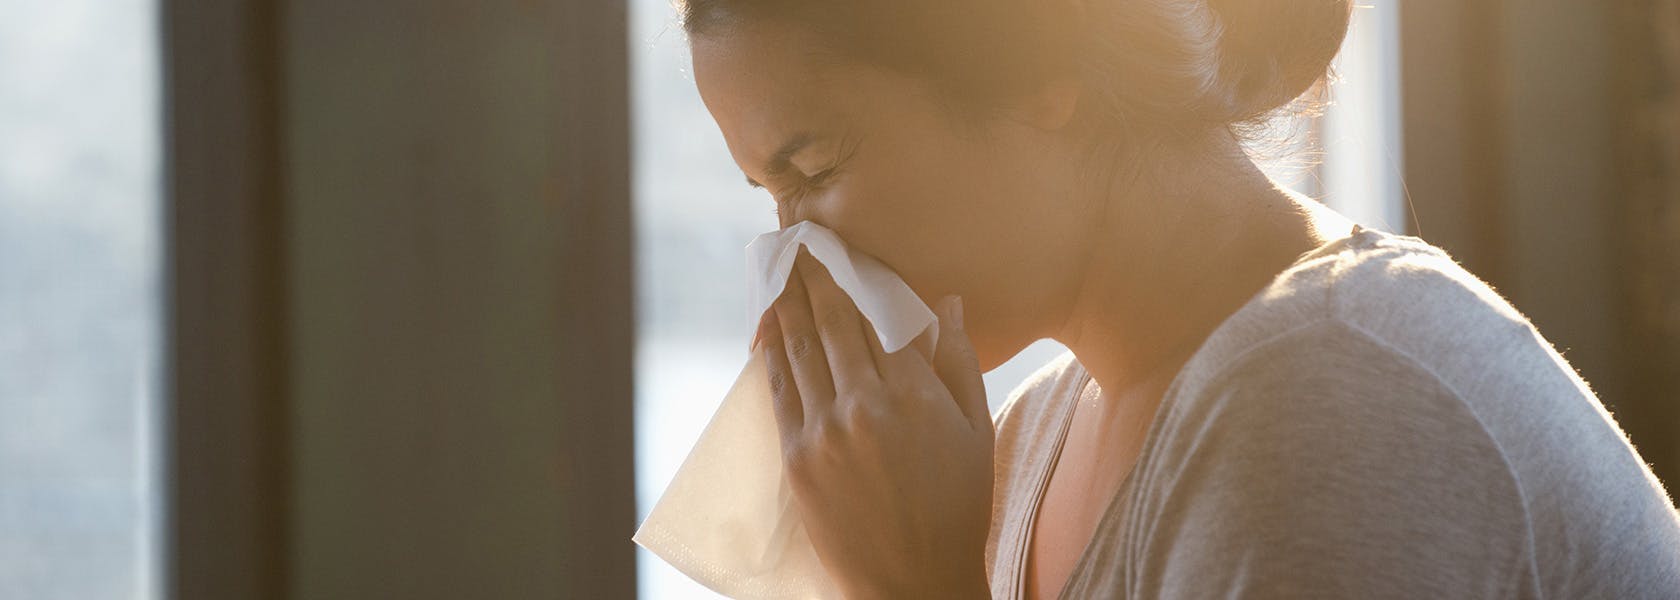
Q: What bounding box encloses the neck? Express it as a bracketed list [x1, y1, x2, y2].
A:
[1050, 133, 1343, 402]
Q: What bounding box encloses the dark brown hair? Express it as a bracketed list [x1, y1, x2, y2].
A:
[679, 0, 1352, 139]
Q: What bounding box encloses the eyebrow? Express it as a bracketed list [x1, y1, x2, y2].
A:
[744, 132, 815, 189]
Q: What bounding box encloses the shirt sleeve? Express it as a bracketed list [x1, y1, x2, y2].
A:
[1124, 319, 1536, 599]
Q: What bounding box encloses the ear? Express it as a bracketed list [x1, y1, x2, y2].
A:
[1002, 77, 1081, 132]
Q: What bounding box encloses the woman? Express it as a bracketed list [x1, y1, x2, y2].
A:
[692, 0, 1680, 597]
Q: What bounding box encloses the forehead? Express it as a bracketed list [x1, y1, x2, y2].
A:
[690, 22, 854, 165]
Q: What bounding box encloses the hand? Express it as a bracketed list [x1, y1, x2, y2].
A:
[755, 249, 994, 600]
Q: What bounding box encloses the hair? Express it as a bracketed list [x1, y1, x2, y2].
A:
[678, 0, 1352, 145]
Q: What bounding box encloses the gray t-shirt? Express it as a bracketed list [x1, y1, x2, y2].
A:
[986, 226, 1680, 599]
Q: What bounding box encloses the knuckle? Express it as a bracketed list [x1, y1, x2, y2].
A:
[759, 333, 783, 354]
[788, 332, 818, 362]
[852, 378, 885, 399]
[818, 307, 850, 334]
[840, 401, 880, 430]
[838, 400, 882, 432]
[782, 447, 815, 488]
[883, 379, 917, 401]
[767, 368, 794, 398]
[908, 385, 949, 407]
[803, 418, 846, 457]
[781, 444, 809, 473]
[806, 416, 833, 440]
[926, 387, 955, 405]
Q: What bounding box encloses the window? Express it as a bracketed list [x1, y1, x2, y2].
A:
[629, 3, 1402, 598]
[0, 0, 162, 598]
[1321, 1, 1407, 233]
[1258, 4, 1405, 232]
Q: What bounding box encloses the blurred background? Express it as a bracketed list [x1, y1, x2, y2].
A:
[0, 0, 1674, 598]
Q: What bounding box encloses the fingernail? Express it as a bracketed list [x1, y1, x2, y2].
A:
[953, 296, 964, 329]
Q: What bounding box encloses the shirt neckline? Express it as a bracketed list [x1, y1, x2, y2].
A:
[1011, 370, 1098, 600]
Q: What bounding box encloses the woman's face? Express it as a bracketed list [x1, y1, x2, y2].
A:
[692, 20, 1090, 370]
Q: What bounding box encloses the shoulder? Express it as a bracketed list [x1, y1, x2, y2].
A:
[1184, 318, 1504, 450]
[1167, 317, 1516, 471]
[1288, 227, 1541, 363]
[1123, 316, 1538, 597]
[1185, 226, 1573, 417]
[1164, 235, 1542, 553]
[1165, 227, 1525, 371]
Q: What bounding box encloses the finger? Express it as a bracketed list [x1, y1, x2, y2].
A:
[759, 310, 805, 446]
[861, 315, 947, 398]
[773, 250, 836, 421]
[795, 249, 881, 396]
[931, 296, 990, 432]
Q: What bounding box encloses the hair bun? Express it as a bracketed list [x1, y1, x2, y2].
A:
[1205, 0, 1352, 122]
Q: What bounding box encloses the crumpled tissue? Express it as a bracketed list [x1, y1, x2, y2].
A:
[632, 221, 941, 599]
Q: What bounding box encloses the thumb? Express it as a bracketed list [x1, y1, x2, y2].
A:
[932, 296, 990, 432]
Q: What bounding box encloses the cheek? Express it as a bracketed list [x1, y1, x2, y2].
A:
[823, 142, 1057, 366]
[810, 174, 945, 278]
[814, 153, 1002, 306]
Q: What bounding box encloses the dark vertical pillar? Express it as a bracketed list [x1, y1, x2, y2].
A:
[1610, 0, 1680, 489]
[164, 0, 290, 597]
[282, 1, 635, 598]
[554, 0, 638, 597]
[169, 0, 635, 597]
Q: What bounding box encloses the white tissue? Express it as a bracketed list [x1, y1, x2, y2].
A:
[746, 222, 939, 356]
[632, 221, 941, 599]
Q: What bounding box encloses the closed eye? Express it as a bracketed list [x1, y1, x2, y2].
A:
[803, 168, 835, 188]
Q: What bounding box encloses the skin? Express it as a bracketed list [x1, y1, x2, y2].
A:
[696, 17, 1357, 600]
